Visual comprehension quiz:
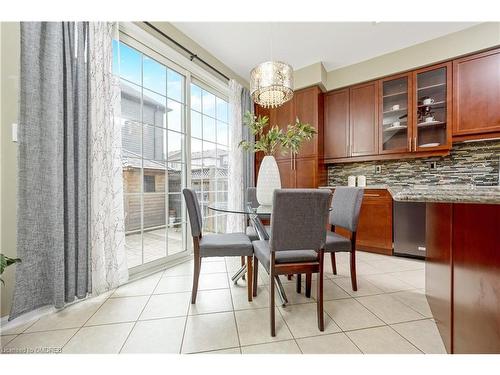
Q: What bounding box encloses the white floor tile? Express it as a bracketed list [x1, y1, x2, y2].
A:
[279, 303, 341, 338]
[311, 278, 351, 301]
[323, 298, 384, 331]
[121, 317, 186, 353]
[4, 329, 77, 354]
[26, 299, 104, 333]
[86, 296, 149, 326]
[189, 289, 233, 315]
[0, 335, 17, 350]
[200, 261, 227, 274]
[63, 323, 133, 354]
[199, 273, 229, 290]
[333, 276, 384, 297]
[346, 326, 421, 354]
[389, 269, 426, 289]
[140, 292, 190, 320]
[197, 347, 241, 354]
[235, 307, 292, 346]
[112, 273, 162, 297]
[182, 312, 239, 353]
[296, 332, 361, 354]
[242, 340, 301, 354]
[0, 319, 39, 336]
[356, 294, 424, 324]
[155, 275, 192, 294]
[363, 273, 415, 293]
[391, 319, 447, 354]
[232, 285, 270, 310]
[163, 261, 193, 276]
[390, 289, 433, 318]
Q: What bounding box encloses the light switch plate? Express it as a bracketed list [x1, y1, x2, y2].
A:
[12, 123, 18, 142]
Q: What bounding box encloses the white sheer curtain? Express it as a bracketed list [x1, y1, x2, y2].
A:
[88, 22, 128, 295]
[227, 79, 246, 233]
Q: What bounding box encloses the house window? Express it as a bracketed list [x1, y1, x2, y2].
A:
[190, 83, 229, 234]
[143, 175, 156, 192]
[115, 40, 187, 270]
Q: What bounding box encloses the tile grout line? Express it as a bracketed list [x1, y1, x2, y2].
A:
[118, 269, 166, 354]
[225, 259, 243, 353]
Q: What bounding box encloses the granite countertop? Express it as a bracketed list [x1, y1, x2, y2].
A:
[318, 185, 388, 190]
[319, 185, 500, 204]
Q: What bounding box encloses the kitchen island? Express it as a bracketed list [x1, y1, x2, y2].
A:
[390, 185, 500, 354]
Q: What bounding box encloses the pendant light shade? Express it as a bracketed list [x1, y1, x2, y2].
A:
[250, 61, 294, 108]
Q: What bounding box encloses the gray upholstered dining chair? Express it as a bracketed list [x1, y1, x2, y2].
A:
[182, 188, 254, 303]
[324, 187, 364, 291]
[252, 189, 332, 336]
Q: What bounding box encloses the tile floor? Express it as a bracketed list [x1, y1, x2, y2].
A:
[0, 251, 446, 354]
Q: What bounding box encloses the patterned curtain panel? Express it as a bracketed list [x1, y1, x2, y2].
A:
[227, 80, 245, 233]
[11, 22, 90, 319]
[241, 88, 254, 199]
[88, 22, 128, 294]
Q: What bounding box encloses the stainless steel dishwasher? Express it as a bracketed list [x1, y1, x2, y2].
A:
[393, 201, 426, 259]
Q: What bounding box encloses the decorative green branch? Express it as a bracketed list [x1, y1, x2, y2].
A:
[0, 253, 21, 286]
[238, 111, 316, 157]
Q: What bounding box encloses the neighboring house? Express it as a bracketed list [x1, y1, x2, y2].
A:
[121, 81, 228, 233]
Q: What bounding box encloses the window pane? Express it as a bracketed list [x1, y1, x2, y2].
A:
[191, 83, 202, 112]
[118, 42, 142, 85]
[143, 193, 166, 263]
[191, 110, 202, 139]
[167, 193, 183, 225]
[216, 97, 228, 122]
[202, 90, 216, 118]
[112, 40, 120, 76]
[191, 138, 203, 166]
[167, 163, 183, 194]
[124, 194, 142, 268]
[217, 144, 228, 169]
[203, 115, 216, 143]
[143, 56, 166, 95]
[123, 161, 142, 193]
[203, 141, 217, 166]
[121, 80, 141, 123]
[217, 121, 228, 146]
[143, 125, 167, 162]
[167, 99, 183, 132]
[143, 170, 165, 193]
[167, 130, 183, 163]
[142, 89, 166, 128]
[167, 69, 183, 102]
[122, 121, 142, 157]
[167, 224, 184, 256]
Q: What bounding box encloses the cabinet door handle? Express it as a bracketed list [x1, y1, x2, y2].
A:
[408, 137, 411, 151]
[414, 137, 417, 151]
[364, 194, 380, 197]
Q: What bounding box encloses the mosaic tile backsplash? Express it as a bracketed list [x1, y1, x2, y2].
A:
[327, 139, 500, 187]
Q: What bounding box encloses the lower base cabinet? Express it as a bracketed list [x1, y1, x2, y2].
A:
[336, 189, 393, 255]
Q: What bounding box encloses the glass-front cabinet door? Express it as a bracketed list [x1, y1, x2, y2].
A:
[412, 62, 452, 151]
[379, 73, 412, 153]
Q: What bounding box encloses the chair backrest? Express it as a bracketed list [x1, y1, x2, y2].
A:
[329, 187, 364, 232]
[183, 188, 202, 237]
[246, 187, 259, 208]
[270, 189, 332, 252]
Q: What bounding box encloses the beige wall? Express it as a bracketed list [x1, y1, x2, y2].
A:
[0, 22, 20, 318]
[326, 22, 500, 90]
[294, 62, 327, 91]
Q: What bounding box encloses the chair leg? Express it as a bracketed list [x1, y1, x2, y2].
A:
[246, 256, 253, 302]
[241, 256, 246, 281]
[296, 273, 302, 293]
[191, 253, 201, 304]
[331, 252, 337, 275]
[269, 265, 276, 337]
[350, 250, 358, 291]
[305, 273, 312, 298]
[317, 250, 325, 331]
[253, 255, 259, 297]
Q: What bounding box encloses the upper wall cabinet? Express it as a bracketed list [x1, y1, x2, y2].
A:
[379, 72, 413, 154]
[350, 81, 379, 157]
[453, 48, 500, 139]
[412, 62, 452, 152]
[324, 89, 349, 159]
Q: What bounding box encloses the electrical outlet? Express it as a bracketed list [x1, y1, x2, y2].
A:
[375, 165, 382, 174]
[428, 161, 437, 170]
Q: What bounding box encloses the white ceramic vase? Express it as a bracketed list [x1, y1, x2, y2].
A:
[256, 155, 281, 206]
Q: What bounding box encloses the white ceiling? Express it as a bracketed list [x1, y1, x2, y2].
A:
[172, 22, 478, 79]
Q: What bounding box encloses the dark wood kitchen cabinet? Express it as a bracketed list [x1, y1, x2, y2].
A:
[453, 48, 500, 140]
[255, 86, 325, 188]
[350, 81, 379, 157]
[324, 89, 349, 159]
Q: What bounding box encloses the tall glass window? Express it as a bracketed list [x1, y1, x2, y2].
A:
[190, 83, 229, 234]
[114, 40, 187, 269]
